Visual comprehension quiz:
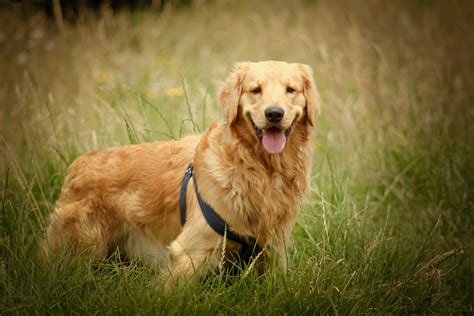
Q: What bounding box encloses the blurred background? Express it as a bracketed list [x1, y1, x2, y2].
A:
[1, 1, 472, 155]
[0, 0, 472, 313]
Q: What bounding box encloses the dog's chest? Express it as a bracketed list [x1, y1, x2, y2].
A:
[228, 166, 301, 215]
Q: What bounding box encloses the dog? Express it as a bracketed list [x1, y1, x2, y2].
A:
[45, 61, 320, 285]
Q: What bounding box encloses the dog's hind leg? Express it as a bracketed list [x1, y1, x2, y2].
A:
[44, 200, 116, 259]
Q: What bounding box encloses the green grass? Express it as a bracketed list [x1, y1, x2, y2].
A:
[1, 0, 473, 314]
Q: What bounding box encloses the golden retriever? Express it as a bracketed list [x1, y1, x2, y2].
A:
[45, 61, 320, 285]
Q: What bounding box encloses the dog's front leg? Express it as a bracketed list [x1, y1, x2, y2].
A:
[266, 229, 292, 274]
[273, 240, 289, 273]
[162, 223, 219, 290]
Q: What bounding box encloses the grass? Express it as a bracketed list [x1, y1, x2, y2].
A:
[1, 0, 473, 314]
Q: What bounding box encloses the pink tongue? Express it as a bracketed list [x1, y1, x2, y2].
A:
[262, 127, 286, 154]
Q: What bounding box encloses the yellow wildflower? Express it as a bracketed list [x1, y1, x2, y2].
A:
[98, 71, 109, 83]
[164, 87, 183, 97]
[146, 89, 159, 98]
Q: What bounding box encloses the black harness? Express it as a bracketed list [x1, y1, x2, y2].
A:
[179, 162, 263, 266]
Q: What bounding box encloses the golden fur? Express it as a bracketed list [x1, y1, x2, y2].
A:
[45, 61, 320, 285]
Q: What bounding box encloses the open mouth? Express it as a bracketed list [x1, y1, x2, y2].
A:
[251, 120, 293, 154]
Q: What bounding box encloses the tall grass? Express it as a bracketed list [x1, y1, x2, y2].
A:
[1, 0, 473, 313]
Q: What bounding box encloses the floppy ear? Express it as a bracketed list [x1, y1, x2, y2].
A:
[219, 62, 248, 125]
[299, 64, 321, 126]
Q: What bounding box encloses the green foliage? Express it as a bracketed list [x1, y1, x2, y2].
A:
[0, 1, 472, 314]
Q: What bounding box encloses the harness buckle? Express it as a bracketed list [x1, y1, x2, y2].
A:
[185, 162, 193, 175]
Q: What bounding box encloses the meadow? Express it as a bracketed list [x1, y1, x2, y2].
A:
[0, 0, 473, 314]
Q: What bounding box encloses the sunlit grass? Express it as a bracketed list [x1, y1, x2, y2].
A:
[1, 1, 473, 313]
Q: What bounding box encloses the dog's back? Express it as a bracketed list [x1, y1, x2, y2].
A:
[45, 135, 200, 263]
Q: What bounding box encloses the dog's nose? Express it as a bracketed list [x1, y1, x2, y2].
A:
[265, 106, 285, 123]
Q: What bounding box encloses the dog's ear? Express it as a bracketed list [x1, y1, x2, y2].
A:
[219, 62, 248, 125]
[298, 64, 320, 126]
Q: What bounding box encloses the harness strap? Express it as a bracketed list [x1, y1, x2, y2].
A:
[179, 162, 263, 266]
[179, 163, 193, 226]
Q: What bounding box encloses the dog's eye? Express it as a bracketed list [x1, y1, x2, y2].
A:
[250, 87, 261, 94]
[286, 86, 296, 93]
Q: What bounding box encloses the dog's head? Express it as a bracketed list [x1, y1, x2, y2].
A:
[219, 61, 320, 154]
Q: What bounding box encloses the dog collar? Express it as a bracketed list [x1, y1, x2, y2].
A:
[179, 162, 263, 267]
